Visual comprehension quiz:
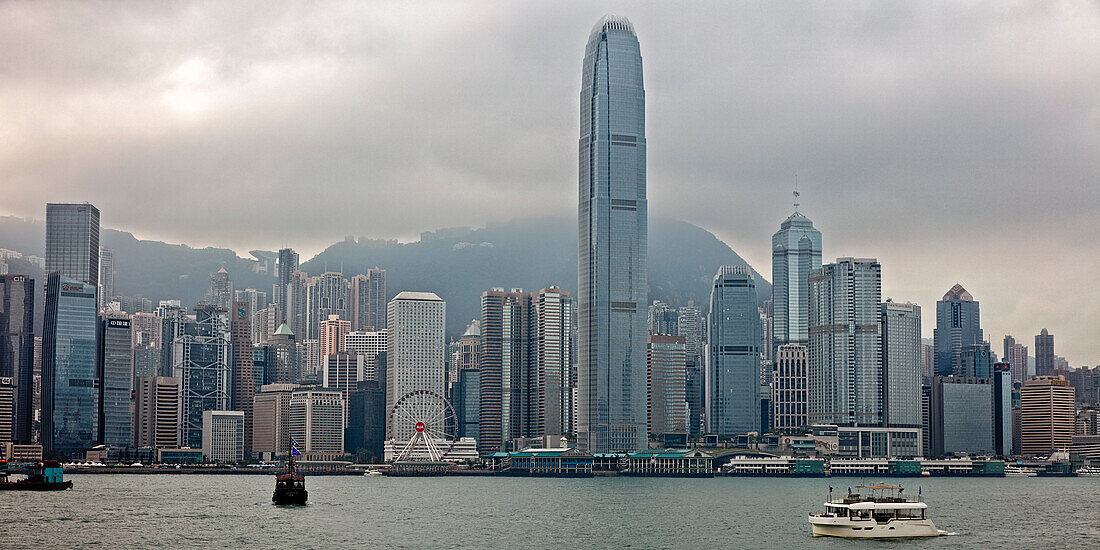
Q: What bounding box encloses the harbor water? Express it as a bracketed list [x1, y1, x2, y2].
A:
[2, 474, 1096, 548]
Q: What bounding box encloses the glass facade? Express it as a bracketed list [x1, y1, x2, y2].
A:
[880, 301, 922, 428]
[0, 275, 35, 443]
[933, 284, 982, 377]
[933, 378, 993, 456]
[45, 203, 100, 287]
[706, 266, 761, 435]
[42, 274, 99, 457]
[771, 212, 822, 351]
[171, 305, 231, 449]
[808, 258, 882, 427]
[577, 15, 648, 452]
[98, 316, 133, 447]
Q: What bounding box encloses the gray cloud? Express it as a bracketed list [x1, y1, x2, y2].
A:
[0, 1, 1097, 363]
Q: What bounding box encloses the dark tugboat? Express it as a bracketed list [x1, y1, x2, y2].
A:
[272, 441, 307, 505]
[0, 460, 74, 491]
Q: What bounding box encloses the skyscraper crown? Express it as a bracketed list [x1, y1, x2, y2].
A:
[942, 283, 973, 302]
[591, 15, 635, 37]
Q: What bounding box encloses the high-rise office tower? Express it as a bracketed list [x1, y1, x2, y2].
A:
[99, 247, 114, 308]
[452, 369, 480, 443]
[880, 300, 922, 428]
[920, 342, 934, 379]
[1003, 336, 1029, 382]
[275, 248, 298, 323]
[201, 410, 244, 463]
[772, 344, 808, 431]
[450, 321, 480, 385]
[0, 275, 34, 443]
[646, 334, 687, 436]
[346, 380, 386, 462]
[933, 284, 982, 377]
[322, 352, 365, 406]
[305, 272, 349, 342]
[45, 203, 100, 287]
[959, 344, 993, 378]
[286, 271, 309, 340]
[1035, 329, 1055, 377]
[234, 288, 267, 331]
[647, 301, 677, 336]
[771, 210, 822, 353]
[207, 268, 233, 310]
[252, 383, 299, 457]
[532, 287, 573, 440]
[351, 268, 387, 331]
[289, 387, 344, 460]
[676, 302, 704, 363]
[229, 301, 255, 454]
[808, 258, 882, 427]
[132, 376, 179, 448]
[97, 315, 132, 447]
[930, 376, 993, 456]
[992, 363, 1013, 457]
[479, 288, 530, 452]
[706, 266, 761, 435]
[345, 328, 388, 383]
[252, 303, 278, 344]
[577, 15, 648, 453]
[171, 305, 230, 449]
[319, 314, 350, 356]
[0, 379, 13, 443]
[1020, 375, 1075, 456]
[42, 274, 99, 457]
[386, 292, 445, 441]
[268, 323, 297, 383]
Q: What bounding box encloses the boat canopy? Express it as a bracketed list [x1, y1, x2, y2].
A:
[826, 501, 927, 510]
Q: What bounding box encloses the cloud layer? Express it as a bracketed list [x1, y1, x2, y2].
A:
[1, 1, 1097, 363]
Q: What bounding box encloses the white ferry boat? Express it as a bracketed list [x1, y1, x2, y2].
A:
[808, 484, 946, 538]
[1075, 466, 1100, 477]
[1004, 466, 1038, 477]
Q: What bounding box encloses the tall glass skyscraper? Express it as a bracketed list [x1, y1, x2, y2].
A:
[808, 258, 882, 427]
[0, 274, 35, 443]
[706, 266, 761, 435]
[933, 284, 982, 377]
[42, 274, 99, 457]
[771, 211, 822, 352]
[45, 203, 100, 287]
[880, 300, 921, 428]
[577, 15, 647, 452]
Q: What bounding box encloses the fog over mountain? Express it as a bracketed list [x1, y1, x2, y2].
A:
[0, 215, 768, 337]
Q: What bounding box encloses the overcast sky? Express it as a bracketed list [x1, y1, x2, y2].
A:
[1, 1, 1097, 364]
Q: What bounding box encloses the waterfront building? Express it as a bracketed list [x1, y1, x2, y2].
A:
[42, 274, 99, 458]
[207, 268, 233, 310]
[201, 410, 244, 463]
[170, 305, 231, 449]
[1003, 335, 1029, 382]
[45, 203, 100, 287]
[0, 275, 34, 443]
[532, 287, 573, 440]
[275, 248, 298, 325]
[933, 284, 982, 377]
[773, 344, 808, 431]
[133, 376, 179, 448]
[930, 376, 993, 457]
[452, 368, 480, 442]
[229, 301, 254, 454]
[577, 15, 648, 453]
[479, 288, 529, 452]
[706, 266, 761, 435]
[1035, 329, 1055, 377]
[646, 334, 687, 437]
[808, 258, 882, 427]
[386, 291, 445, 441]
[0, 378, 13, 443]
[814, 424, 922, 459]
[289, 387, 345, 460]
[506, 447, 594, 475]
[97, 315, 132, 447]
[1020, 375, 1075, 456]
[252, 383, 298, 458]
[305, 272, 349, 343]
[622, 449, 714, 476]
[346, 380, 386, 462]
[685, 362, 703, 435]
[344, 328, 387, 382]
[880, 300, 922, 428]
[319, 314, 350, 356]
[350, 268, 386, 331]
[771, 210, 823, 353]
[992, 363, 1013, 457]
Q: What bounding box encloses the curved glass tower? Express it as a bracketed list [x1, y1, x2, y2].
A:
[577, 15, 647, 452]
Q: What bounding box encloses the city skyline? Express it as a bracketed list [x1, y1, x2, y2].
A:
[1, 3, 1095, 363]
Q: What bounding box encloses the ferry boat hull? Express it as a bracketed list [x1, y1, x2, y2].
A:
[809, 516, 945, 538]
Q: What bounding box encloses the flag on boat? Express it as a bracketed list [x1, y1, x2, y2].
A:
[291, 439, 302, 456]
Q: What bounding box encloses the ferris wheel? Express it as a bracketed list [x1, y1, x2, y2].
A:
[387, 389, 458, 462]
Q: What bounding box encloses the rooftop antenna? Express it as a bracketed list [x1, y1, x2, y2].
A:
[793, 174, 801, 210]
